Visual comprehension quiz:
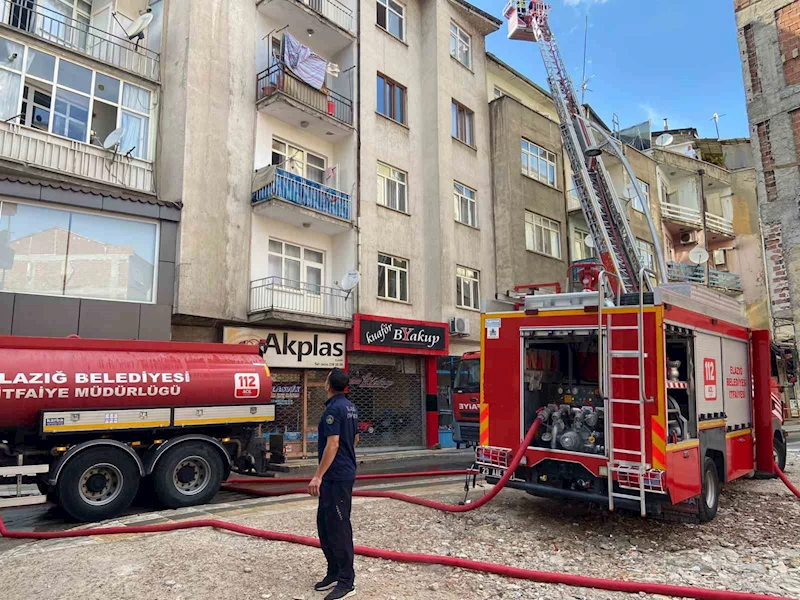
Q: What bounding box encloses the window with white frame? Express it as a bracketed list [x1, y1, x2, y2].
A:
[572, 228, 595, 260]
[454, 182, 477, 227]
[456, 265, 480, 310]
[378, 253, 408, 302]
[377, 162, 408, 213]
[451, 100, 474, 146]
[493, 86, 518, 102]
[450, 22, 471, 68]
[525, 211, 561, 259]
[521, 139, 556, 187]
[377, 0, 405, 41]
[268, 240, 324, 293]
[631, 178, 650, 212]
[271, 138, 326, 185]
[637, 239, 656, 272]
[0, 199, 158, 302]
[0, 37, 154, 159]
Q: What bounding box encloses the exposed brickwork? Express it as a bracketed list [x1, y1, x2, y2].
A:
[764, 222, 793, 314]
[743, 24, 762, 94]
[735, 0, 755, 11]
[777, 1, 800, 86]
[756, 120, 778, 201]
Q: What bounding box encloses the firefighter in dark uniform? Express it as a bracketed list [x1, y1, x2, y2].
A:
[308, 368, 358, 599]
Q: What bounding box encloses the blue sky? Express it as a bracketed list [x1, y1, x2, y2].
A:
[471, 0, 749, 139]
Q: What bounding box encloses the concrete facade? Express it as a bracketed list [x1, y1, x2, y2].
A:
[358, 0, 500, 356]
[735, 0, 800, 342]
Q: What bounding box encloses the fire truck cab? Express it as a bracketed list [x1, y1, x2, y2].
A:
[477, 281, 785, 522]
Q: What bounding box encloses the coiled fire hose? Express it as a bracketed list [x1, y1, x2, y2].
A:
[0, 416, 797, 600]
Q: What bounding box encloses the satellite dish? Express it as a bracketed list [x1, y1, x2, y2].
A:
[654, 133, 674, 148]
[127, 11, 153, 40]
[584, 236, 595, 249]
[688, 247, 709, 265]
[339, 270, 361, 291]
[103, 127, 125, 151]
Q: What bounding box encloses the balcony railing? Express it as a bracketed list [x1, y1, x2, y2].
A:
[299, 0, 355, 33]
[708, 269, 743, 292]
[252, 168, 350, 221]
[0, 0, 160, 80]
[705, 212, 735, 237]
[660, 202, 702, 228]
[249, 277, 353, 320]
[667, 261, 742, 292]
[0, 121, 154, 193]
[667, 261, 705, 284]
[256, 62, 353, 126]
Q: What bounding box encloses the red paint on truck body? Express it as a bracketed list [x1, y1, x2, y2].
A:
[0, 336, 272, 431]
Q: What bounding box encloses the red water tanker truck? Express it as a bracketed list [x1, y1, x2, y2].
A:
[0, 335, 275, 522]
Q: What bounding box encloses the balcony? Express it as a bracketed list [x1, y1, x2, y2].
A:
[249, 277, 353, 328]
[667, 262, 742, 294]
[257, 0, 355, 54]
[252, 167, 351, 234]
[0, 121, 153, 193]
[257, 63, 353, 140]
[705, 212, 735, 239]
[0, 0, 159, 81]
[660, 202, 702, 231]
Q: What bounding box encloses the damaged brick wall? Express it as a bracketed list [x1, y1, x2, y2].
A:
[777, 1, 800, 86]
[756, 120, 778, 202]
[764, 222, 793, 316]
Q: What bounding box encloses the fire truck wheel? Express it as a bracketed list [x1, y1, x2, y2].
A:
[57, 447, 140, 522]
[151, 442, 225, 509]
[774, 436, 787, 472]
[698, 457, 720, 523]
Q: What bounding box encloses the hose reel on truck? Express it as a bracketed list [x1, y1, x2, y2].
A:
[0, 335, 280, 521]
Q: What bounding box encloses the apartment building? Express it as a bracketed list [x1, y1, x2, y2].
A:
[735, 0, 800, 417]
[0, 0, 175, 339]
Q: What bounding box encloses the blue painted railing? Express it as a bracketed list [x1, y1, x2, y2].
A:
[667, 261, 742, 292]
[252, 168, 351, 221]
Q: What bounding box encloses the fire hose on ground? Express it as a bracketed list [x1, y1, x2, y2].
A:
[1, 416, 798, 600]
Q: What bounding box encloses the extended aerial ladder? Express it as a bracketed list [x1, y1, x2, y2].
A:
[503, 0, 667, 294]
[502, 1, 671, 516]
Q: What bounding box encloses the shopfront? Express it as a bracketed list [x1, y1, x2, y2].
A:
[347, 314, 449, 450]
[223, 326, 345, 457]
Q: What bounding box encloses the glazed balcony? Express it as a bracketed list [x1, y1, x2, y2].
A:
[0, 0, 159, 81]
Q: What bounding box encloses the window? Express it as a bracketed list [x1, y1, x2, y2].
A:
[377, 73, 406, 125]
[451, 100, 474, 146]
[0, 37, 155, 159]
[268, 240, 324, 292]
[456, 266, 480, 310]
[450, 22, 471, 68]
[453, 182, 477, 227]
[0, 199, 158, 302]
[377, 162, 408, 213]
[521, 139, 556, 187]
[637, 239, 656, 272]
[631, 178, 650, 212]
[376, 0, 405, 40]
[572, 228, 595, 261]
[35, 0, 92, 50]
[493, 86, 518, 102]
[271, 138, 327, 185]
[378, 253, 408, 302]
[525, 211, 561, 259]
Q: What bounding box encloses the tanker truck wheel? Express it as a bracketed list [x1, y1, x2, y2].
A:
[57, 447, 140, 522]
[151, 442, 224, 509]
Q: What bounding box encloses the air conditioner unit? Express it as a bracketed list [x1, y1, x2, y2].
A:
[449, 316, 471, 337]
[679, 231, 699, 245]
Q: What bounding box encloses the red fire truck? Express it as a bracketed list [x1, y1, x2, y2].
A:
[476, 282, 787, 521]
[452, 351, 480, 446]
[0, 336, 274, 521]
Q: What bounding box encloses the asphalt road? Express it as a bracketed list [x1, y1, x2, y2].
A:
[0, 451, 475, 544]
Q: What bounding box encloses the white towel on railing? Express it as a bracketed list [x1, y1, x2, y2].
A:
[283, 32, 327, 90]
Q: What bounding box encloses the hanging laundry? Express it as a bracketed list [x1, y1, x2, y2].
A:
[283, 32, 328, 90]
